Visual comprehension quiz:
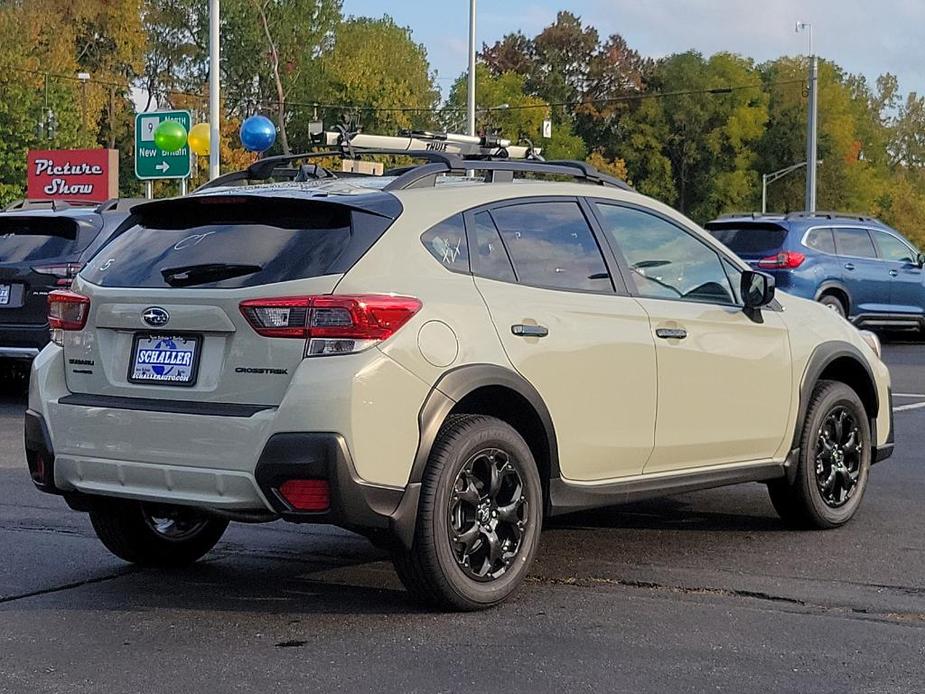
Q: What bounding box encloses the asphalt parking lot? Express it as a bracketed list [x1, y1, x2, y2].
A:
[1, 344, 924, 694]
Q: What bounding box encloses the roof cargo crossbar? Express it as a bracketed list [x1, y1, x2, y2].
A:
[383, 157, 634, 192]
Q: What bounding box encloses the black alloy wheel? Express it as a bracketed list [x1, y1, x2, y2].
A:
[448, 448, 528, 581]
[813, 406, 863, 508]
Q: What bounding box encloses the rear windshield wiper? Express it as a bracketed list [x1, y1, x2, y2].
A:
[161, 263, 262, 287]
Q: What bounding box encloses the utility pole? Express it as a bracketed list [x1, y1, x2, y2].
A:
[467, 0, 477, 137]
[797, 21, 818, 213]
[208, 0, 221, 180]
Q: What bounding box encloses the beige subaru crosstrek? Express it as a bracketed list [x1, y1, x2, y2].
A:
[25, 156, 893, 610]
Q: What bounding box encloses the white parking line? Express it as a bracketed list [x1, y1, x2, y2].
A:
[894, 393, 925, 398]
[893, 401, 925, 413]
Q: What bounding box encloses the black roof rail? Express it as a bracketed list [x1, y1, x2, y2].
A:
[383, 157, 635, 192]
[784, 211, 875, 222]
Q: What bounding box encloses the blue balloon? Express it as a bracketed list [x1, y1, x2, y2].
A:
[240, 115, 277, 152]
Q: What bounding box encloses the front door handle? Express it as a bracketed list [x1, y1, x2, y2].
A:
[656, 328, 687, 340]
[889, 269, 899, 277]
[844, 263, 856, 271]
[511, 324, 549, 338]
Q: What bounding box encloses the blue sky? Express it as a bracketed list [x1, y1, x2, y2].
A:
[341, 0, 925, 98]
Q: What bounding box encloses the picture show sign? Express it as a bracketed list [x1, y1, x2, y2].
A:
[26, 149, 119, 203]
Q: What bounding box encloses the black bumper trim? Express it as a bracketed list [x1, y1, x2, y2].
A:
[24, 409, 59, 494]
[58, 393, 273, 418]
[254, 433, 416, 544]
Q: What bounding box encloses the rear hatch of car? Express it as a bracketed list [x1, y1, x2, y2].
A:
[61, 193, 398, 407]
[0, 214, 97, 328]
[705, 220, 790, 267]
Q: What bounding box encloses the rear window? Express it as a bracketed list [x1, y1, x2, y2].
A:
[0, 216, 92, 262]
[80, 197, 393, 288]
[707, 223, 788, 255]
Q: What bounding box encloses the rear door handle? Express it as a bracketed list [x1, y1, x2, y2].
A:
[655, 328, 687, 340]
[511, 324, 549, 338]
[844, 263, 856, 271]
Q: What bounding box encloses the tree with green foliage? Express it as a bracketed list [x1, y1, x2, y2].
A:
[312, 16, 440, 136]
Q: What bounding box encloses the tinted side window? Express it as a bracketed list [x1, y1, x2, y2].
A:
[595, 203, 735, 305]
[489, 201, 611, 292]
[472, 211, 516, 282]
[421, 214, 469, 273]
[872, 230, 915, 263]
[805, 227, 836, 254]
[835, 228, 876, 258]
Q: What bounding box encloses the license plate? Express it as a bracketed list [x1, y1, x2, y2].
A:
[0, 284, 9, 305]
[129, 334, 201, 386]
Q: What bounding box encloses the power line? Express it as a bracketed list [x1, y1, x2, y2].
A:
[4, 65, 806, 115]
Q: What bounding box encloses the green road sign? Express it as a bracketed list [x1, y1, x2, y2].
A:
[135, 110, 192, 180]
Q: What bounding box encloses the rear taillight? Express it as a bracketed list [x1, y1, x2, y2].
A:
[33, 263, 83, 287]
[48, 290, 90, 344]
[757, 251, 805, 269]
[240, 294, 422, 356]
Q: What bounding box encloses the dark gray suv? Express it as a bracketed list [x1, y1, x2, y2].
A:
[0, 199, 138, 364]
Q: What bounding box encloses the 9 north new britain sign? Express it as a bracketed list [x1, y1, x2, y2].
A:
[135, 110, 192, 180]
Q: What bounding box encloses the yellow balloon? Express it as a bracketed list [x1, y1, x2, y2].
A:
[188, 123, 211, 157]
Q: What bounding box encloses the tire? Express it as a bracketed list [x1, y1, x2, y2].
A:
[89, 498, 228, 567]
[768, 380, 871, 529]
[818, 293, 847, 318]
[392, 414, 543, 611]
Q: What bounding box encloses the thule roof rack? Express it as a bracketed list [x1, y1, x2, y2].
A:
[196, 127, 633, 193]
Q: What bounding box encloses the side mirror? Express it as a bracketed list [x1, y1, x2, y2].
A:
[917, 252, 925, 268]
[741, 270, 775, 310]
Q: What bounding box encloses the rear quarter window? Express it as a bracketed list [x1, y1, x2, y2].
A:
[421, 214, 469, 273]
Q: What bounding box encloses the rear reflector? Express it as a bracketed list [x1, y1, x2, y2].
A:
[240, 294, 422, 356]
[278, 479, 330, 512]
[48, 290, 90, 344]
[757, 251, 806, 269]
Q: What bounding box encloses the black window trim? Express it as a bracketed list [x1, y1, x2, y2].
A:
[585, 198, 780, 311]
[462, 195, 626, 296]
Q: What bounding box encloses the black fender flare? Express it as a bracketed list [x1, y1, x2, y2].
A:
[408, 363, 559, 485]
[785, 340, 879, 481]
[389, 364, 559, 548]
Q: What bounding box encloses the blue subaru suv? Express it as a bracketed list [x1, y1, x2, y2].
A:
[706, 212, 925, 330]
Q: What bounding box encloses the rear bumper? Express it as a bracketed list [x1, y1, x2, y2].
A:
[25, 408, 417, 542]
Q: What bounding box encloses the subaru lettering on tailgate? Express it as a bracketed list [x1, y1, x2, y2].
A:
[130, 335, 200, 385]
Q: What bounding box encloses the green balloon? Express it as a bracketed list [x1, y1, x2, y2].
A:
[153, 120, 188, 152]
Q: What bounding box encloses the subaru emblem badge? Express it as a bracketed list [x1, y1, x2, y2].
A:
[142, 307, 170, 328]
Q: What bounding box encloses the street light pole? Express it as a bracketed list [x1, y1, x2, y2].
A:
[467, 0, 477, 137]
[208, 0, 221, 180]
[796, 21, 818, 213]
[761, 160, 823, 213]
